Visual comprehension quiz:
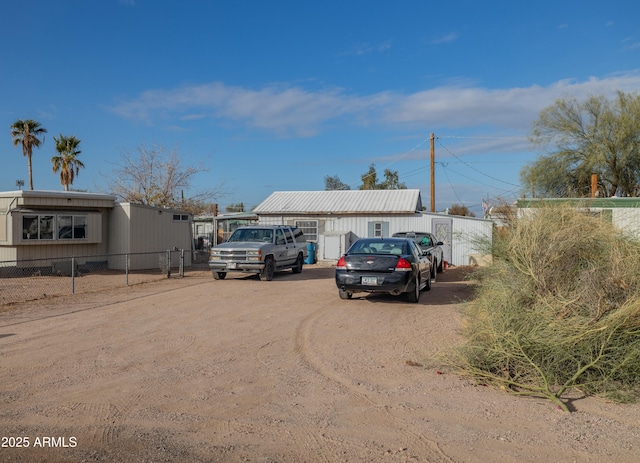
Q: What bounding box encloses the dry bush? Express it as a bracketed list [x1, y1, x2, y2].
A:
[444, 203, 640, 411]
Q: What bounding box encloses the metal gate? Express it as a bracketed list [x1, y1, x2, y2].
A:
[432, 218, 452, 264]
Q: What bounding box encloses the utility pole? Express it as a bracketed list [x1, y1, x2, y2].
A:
[591, 173, 598, 198]
[430, 132, 435, 212]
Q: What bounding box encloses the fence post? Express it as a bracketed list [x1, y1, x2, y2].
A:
[180, 249, 184, 277]
[71, 256, 75, 294]
[166, 250, 171, 278]
[126, 253, 129, 286]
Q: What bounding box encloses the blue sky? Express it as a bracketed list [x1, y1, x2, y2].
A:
[1, 0, 639, 215]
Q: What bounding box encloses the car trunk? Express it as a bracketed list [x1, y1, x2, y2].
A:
[344, 255, 401, 272]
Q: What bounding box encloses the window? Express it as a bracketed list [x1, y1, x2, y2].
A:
[173, 214, 189, 221]
[367, 221, 389, 238]
[295, 220, 318, 242]
[58, 215, 86, 239]
[23, 216, 39, 240]
[23, 214, 87, 241]
[283, 228, 294, 244]
[23, 215, 55, 240]
[39, 216, 54, 239]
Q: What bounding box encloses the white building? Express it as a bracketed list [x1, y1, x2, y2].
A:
[516, 197, 640, 238]
[253, 190, 493, 266]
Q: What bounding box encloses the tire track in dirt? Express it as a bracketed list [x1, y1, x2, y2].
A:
[68, 288, 207, 450]
[256, 335, 339, 462]
[293, 303, 456, 463]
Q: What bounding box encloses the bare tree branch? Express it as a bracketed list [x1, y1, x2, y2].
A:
[105, 144, 227, 210]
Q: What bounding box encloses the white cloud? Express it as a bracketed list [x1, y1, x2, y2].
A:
[341, 40, 392, 56]
[382, 72, 640, 130]
[431, 33, 458, 45]
[108, 71, 640, 139]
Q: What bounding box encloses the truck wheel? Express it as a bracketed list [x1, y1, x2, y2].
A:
[292, 254, 303, 274]
[212, 271, 226, 280]
[260, 257, 275, 281]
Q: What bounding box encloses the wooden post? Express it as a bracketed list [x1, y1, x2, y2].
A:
[591, 174, 598, 198]
[430, 133, 435, 212]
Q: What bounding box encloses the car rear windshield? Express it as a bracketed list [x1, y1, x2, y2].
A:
[350, 241, 407, 255]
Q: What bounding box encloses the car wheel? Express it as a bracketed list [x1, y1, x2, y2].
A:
[406, 275, 420, 303]
[339, 288, 353, 299]
[437, 259, 443, 273]
[212, 271, 226, 280]
[260, 257, 275, 281]
[292, 254, 303, 274]
[430, 263, 437, 284]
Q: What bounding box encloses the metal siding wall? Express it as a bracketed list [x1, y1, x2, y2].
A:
[612, 209, 640, 239]
[15, 244, 106, 261]
[449, 217, 493, 266]
[0, 247, 17, 261]
[108, 205, 131, 255]
[0, 214, 6, 241]
[258, 213, 492, 266]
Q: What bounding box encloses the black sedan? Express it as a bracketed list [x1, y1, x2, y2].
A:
[335, 237, 434, 303]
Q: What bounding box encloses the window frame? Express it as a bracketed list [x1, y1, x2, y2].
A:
[22, 213, 88, 242]
[294, 220, 318, 242]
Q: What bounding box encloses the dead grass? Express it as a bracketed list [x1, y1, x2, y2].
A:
[443, 203, 640, 410]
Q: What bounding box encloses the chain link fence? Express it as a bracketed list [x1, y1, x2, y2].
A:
[0, 250, 195, 306]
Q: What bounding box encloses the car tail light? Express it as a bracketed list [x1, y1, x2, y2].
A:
[336, 256, 346, 270]
[395, 257, 412, 271]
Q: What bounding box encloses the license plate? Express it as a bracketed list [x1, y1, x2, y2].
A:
[226, 262, 237, 269]
[361, 276, 378, 285]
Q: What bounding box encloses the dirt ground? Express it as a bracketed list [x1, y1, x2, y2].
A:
[0, 264, 639, 463]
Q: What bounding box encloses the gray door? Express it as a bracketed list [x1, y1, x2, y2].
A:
[432, 218, 452, 264]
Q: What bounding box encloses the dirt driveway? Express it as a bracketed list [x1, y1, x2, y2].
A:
[1, 265, 639, 463]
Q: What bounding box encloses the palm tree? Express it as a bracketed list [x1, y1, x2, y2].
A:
[10, 119, 47, 190]
[51, 134, 85, 191]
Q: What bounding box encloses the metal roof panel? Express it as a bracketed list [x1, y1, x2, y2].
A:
[254, 190, 423, 214]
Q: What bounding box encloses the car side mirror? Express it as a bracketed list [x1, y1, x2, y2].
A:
[436, 241, 444, 246]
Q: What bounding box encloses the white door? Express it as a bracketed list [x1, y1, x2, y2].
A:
[324, 234, 344, 260]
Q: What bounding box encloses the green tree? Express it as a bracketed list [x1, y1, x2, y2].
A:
[379, 168, 407, 190]
[10, 119, 47, 190]
[359, 164, 379, 190]
[522, 91, 640, 198]
[51, 134, 85, 191]
[358, 164, 407, 190]
[324, 175, 351, 190]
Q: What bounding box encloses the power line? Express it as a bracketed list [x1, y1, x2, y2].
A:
[441, 166, 464, 204]
[436, 162, 518, 193]
[356, 135, 432, 185]
[435, 138, 522, 188]
[437, 135, 529, 140]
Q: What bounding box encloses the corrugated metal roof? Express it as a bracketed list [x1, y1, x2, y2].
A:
[253, 190, 423, 214]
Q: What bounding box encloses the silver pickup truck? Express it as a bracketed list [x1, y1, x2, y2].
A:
[209, 225, 308, 281]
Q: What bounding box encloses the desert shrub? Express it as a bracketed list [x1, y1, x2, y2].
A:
[444, 203, 640, 410]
